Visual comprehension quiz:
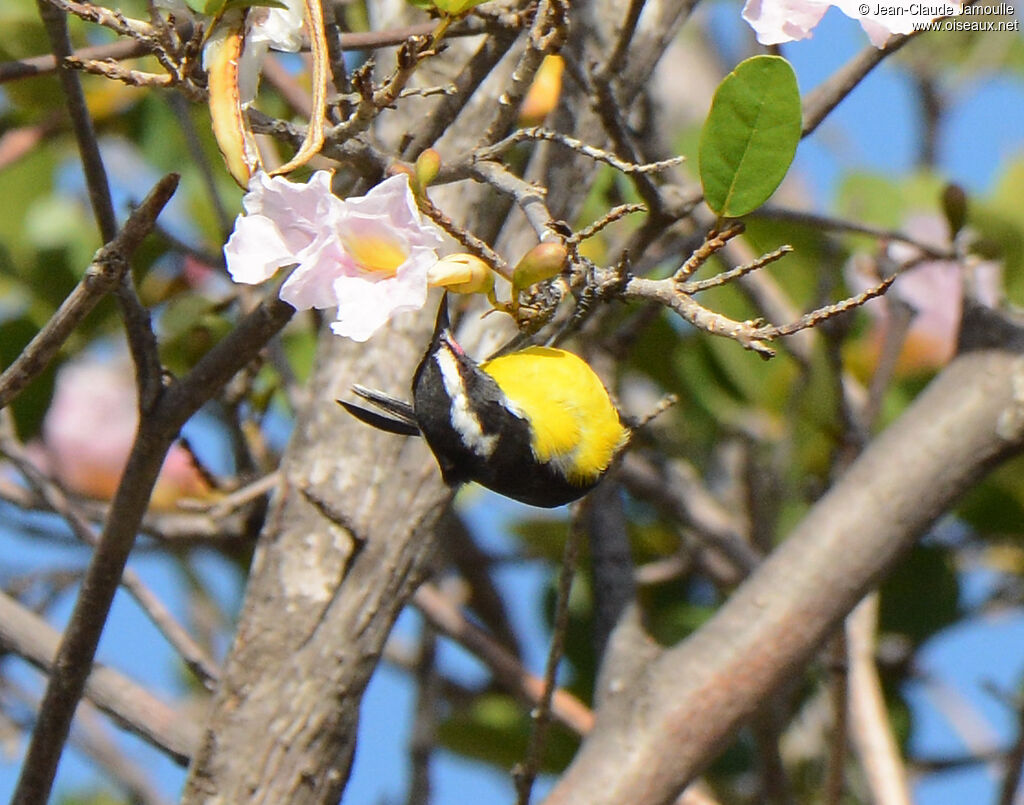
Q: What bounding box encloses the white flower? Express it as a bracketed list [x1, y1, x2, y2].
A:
[224, 172, 446, 341]
[202, 0, 304, 103]
[742, 0, 961, 47]
[237, 0, 304, 102]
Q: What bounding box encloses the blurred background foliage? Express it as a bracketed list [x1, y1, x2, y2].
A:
[2, 0, 1024, 802]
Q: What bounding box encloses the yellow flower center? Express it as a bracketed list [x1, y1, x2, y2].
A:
[344, 235, 408, 276]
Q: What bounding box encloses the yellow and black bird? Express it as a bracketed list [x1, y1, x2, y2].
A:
[340, 296, 629, 508]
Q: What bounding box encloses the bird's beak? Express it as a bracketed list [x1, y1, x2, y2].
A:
[431, 291, 451, 341]
[431, 291, 465, 357]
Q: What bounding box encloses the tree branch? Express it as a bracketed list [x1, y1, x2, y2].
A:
[543, 344, 1024, 805]
[0, 173, 179, 411]
[12, 295, 294, 805]
[0, 589, 200, 763]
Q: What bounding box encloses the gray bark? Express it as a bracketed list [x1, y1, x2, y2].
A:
[542, 344, 1024, 805]
[179, 2, 710, 801]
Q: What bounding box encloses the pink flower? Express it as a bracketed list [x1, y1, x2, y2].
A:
[224, 172, 445, 341]
[742, 0, 961, 47]
[37, 359, 210, 508]
[847, 214, 1000, 371]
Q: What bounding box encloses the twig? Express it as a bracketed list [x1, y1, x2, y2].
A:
[0, 421, 221, 689]
[0, 18, 530, 86]
[798, 0, 977, 138]
[997, 698, 1024, 805]
[405, 623, 439, 805]
[4, 679, 174, 805]
[480, 0, 569, 145]
[412, 584, 594, 736]
[471, 160, 558, 243]
[417, 189, 514, 280]
[755, 274, 897, 341]
[198, 471, 281, 518]
[0, 173, 179, 412]
[0, 589, 200, 763]
[568, 204, 647, 246]
[164, 91, 232, 237]
[12, 294, 294, 805]
[47, 0, 159, 43]
[847, 595, 912, 805]
[121, 573, 221, 688]
[802, 35, 915, 136]
[513, 508, 583, 805]
[681, 245, 793, 293]
[260, 53, 314, 118]
[401, 26, 519, 159]
[673, 224, 745, 284]
[36, 0, 116, 241]
[37, 0, 166, 408]
[115, 271, 165, 412]
[824, 633, 850, 805]
[585, 482, 636, 667]
[719, 236, 815, 364]
[863, 289, 916, 429]
[478, 127, 684, 175]
[623, 276, 777, 357]
[327, 36, 433, 142]
[597, 0, 646, 81]
[64, 55, 174, 87]
[618, 454, 762, 580]
[754, 206, 954, 260]
[0, 33, 158, 83]
[918, 672, 1003, 765]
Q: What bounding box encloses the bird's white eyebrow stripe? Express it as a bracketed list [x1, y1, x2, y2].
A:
[435, 348, 498, 458]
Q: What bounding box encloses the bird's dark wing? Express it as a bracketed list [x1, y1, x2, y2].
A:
[337, 385, 420, 437]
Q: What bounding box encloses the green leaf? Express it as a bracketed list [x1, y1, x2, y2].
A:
[879, 544, 959, 646]
[0, 315, 59, 440]
[406, 0, 486, 12]
[222, 0, 289, 12]
[185, 0, 223, 14]
[438, 693, 579, 772]
[435, 0, 487, 11]
[699, 55, 801, 218]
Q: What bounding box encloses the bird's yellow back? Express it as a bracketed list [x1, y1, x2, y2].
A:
[480, 347, 628, 484]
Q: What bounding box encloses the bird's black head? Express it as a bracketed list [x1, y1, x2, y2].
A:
[412, 295, 501, 483]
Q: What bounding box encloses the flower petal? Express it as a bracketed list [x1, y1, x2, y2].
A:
[224, 212, 297, 284]
[330, 247, 435, 341]
[224, 172, 445, 337]
[345, 174, 445, 249]
[248, 0, 305, 52]
[278, 238, 347, 310]
[741, 0, 830, 43]
[225, 171, 343, 290]
[743, 0, 959, 46]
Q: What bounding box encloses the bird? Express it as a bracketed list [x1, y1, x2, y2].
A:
[339, 296, 630, 508]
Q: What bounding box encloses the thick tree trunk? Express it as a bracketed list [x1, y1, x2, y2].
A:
[181, 313, 453, 804]
[181, 2, 697, 801]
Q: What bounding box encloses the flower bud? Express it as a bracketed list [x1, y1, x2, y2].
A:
[428, 253, 495, 295]
[415, 149, 442, 189]
[512, 242, 568, 292]
[520, 55, 564, 125]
